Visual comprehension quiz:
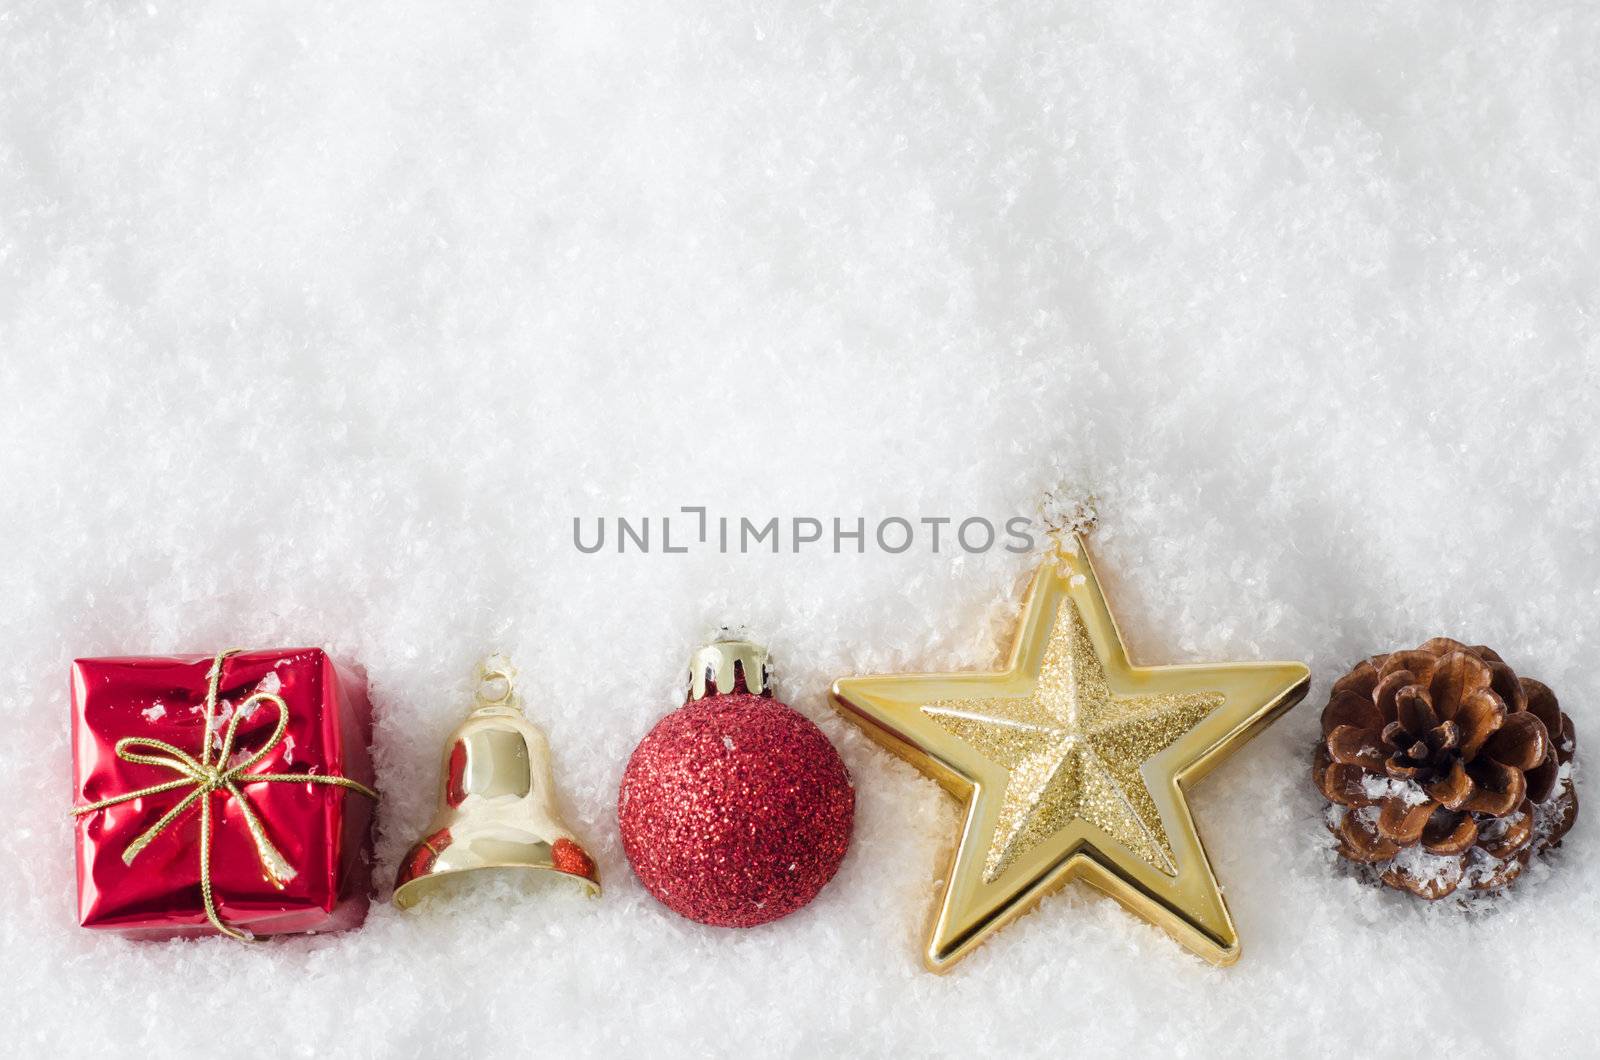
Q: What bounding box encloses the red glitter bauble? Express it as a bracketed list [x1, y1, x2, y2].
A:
[618, 692, 854, 928]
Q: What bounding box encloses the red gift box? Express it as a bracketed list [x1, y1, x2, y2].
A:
[71, 648, 377, 939]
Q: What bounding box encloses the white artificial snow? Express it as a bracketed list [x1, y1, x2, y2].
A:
[140, 702, 165, 723]
[1384, 843, 1464, 894]
[1039, 489, 1099, 536]
[1459, 846, 1516, 894]
[206, 699, 235, 751]
[1358, 775, 1431, 808]
[2, 2, 1597, 1058]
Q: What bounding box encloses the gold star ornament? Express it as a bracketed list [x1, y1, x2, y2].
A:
[831, 535, 1308, 971]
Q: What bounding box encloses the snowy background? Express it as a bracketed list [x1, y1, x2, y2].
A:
[3, 1, 1597, 1056]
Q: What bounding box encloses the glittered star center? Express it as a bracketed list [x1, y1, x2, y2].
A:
[924, 598, 1222, 881]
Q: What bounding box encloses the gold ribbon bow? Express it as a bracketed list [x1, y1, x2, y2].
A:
[72, 649, 378, 940]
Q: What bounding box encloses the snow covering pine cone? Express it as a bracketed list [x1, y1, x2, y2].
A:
[1313, 638, 1578, 899]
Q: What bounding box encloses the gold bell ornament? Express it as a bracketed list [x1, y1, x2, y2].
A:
[393, 657, 600, 908]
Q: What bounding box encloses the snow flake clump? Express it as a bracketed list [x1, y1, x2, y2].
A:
[1359, 775, 1430, 807]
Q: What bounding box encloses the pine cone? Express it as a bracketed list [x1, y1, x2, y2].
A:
[1313, 637, 1578, 899]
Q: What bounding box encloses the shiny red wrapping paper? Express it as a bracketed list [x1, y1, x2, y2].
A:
[71, 649, 376, 938]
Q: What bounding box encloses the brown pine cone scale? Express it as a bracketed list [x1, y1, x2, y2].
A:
[1313, 637, 1578, 899]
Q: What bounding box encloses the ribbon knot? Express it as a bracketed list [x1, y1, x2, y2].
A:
[72, 649, 377, 940]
